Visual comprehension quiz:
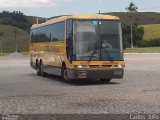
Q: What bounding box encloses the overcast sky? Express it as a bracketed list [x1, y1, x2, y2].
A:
[0, 0, 160, 18]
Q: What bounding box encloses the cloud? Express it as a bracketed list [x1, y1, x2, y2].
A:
[0, 0, 56, 7]
[95, 0, 104, 2]
[0, 0, 79, 8]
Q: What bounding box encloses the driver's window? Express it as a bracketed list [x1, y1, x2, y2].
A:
[66, 19, 73, 62]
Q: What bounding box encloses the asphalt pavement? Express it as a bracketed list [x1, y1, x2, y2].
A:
[0, 53, 160, 115]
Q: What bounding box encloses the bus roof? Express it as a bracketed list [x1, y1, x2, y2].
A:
[31, 14, 120, 29]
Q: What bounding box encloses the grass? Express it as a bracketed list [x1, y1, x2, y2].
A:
[0, 52, 29, 56]
[0, 53, 9, 56]
[124, 47, 160, 53]
[0, 24, 29, 53]
[141, 24, 160, 40]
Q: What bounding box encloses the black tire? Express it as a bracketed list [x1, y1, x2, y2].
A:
[100, 78, 112, 83]
[40, 62, 47, 77]
[61, 65, 70, 82]
[37, 61, 47, 77]
[36, 62, 41, 76]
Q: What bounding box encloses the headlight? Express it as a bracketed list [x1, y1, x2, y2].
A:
[112, 64, 125, 68]
[122, 64, 125, 68]
[75, 65, 89, 68]
[118, 64, 125, 68]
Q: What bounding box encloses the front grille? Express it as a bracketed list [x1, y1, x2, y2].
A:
[89, 65, 99, 68]
[102, 65, 112, 68]
[89, 65, 113, 68]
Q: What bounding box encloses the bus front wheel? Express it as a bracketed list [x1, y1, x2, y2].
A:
[61, 65, 69, 82]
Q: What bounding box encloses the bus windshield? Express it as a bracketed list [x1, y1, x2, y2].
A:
[73, 20, 123, 61]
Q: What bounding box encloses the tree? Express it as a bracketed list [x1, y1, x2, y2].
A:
[0, 11, 31, 31]
[125, 2, 138, 12]
[0, 32, 4, 54]
[0, 32, 3, 36]
[122, 23, 144, 48]
[125, 2, 139, 48]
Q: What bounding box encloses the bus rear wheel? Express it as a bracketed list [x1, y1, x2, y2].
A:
[37, 62, 41, 76]
[100, 78, 112, 83]
[40, 62, 47, 77]
[37, 61, 47, 77]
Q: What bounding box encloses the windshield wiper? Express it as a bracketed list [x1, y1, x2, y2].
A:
[88, 47, 98, 62]
[102, 47, 114, 61]
[87, 45, 114, 62]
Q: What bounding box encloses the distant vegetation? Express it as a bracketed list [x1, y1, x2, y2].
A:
[135, 24, 160, 47]
[26, 16, 46, 25]
[0, 11, 46, 53]
[141, 24, 160, 40]
[0, 11, 31, 31]
[118, 2, 144, 48]
[0, 24, 29, 53]
[103, 3, 160, 48]
[122, 23, 144, 48]
[0, 11, 46, 30]
[0, 9, 160, 53]
[106, 12, 160, 25]
[125, 47, 160, 53]
[108, 12, 160, 47]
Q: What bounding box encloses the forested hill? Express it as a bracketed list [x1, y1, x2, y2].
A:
[0, 11, 46, 31]
[104, 12, 160, 25]
[0, 11, 160, 31]
[0, 11, 31, 31]
[47, 12, 160, 25]
[0, 11, 160, 52]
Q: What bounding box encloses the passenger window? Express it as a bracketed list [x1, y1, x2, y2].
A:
[30, 21, 65, 43]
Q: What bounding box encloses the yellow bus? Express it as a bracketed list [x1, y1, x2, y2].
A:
[30, 14, 125, 82]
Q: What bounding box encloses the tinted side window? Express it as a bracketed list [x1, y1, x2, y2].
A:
[51, 24, 58, 41]
[31, 26, 51, 43]
[30, 21, 65, 43]
[30, 29, 35, 43]
[57, 22, 65, 41]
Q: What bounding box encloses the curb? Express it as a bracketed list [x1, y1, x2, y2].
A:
[124, 53, 160, 55]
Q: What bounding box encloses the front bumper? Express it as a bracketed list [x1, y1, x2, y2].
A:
[67, 68, 124, 79]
